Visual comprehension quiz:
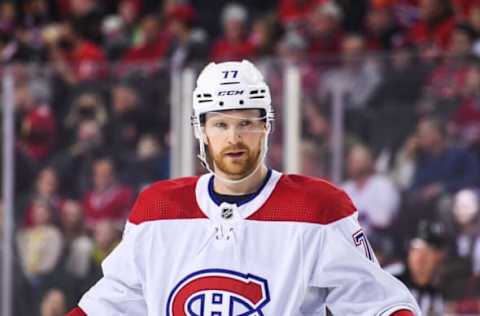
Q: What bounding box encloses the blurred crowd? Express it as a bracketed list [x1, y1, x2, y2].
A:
[2, 0, 480, 315]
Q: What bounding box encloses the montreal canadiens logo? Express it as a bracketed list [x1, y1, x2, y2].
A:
[166, 269, 270, 316]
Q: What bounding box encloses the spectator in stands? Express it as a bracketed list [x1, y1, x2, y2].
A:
[408, 117, 479, 202]
[278, 0, 318, 28]
[65, 90, 108, 134]
[117, 0, 142, 33]
[166, 3, 208, 69]
[368, 39, 428, 154]
[40, 288, 67, 316]
[67, 0, 103, 44]
[450, 62, 480, 160]
[342, 144, 400, 239]
[20, 166, 63, 227]
[47, 21, 106, 83]
[18, 102, 57, 164]
[4, 0, 50, 63]
[364, 4, 404, 51]
[210, 3, 254, 62]
[15, 82, 56, 164]
[83, 220, 121, 287]
[248, 15, 281, 59]
[52, 119, 108, 197]
[408, 0, 455, 49]
[306, 1, 344, 59]
[121, 15, 171, 68]
[442, 189, 480, 300]
[300, 139, 328, 178]
[394, 221, 447, 316]
[0, 2, 16, 34]
[422, 24, 476, 108]
[277, 32, 321, 96]
[20, 0, 53, 30]
[320, 34, 382, 141]
[106, 80, 154, 165]
[101, 0, 143, 61]
[82, 157, 133, 229]
[17, 199, 63, 296]
[60, 200, 93, 280]
[399, 117, 479, 232]
[468, 3, 480, 55]
[123, 134, 169, 189]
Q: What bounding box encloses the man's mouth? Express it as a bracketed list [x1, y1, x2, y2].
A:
[224, 151, 246, 158]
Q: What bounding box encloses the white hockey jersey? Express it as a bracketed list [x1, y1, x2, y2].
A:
[74, 170, 420, 316]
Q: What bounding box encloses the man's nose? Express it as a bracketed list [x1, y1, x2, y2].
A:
[225, 126, 242, 142]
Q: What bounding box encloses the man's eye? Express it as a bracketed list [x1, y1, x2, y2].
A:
[240, 120, 253, 127]
[214, 122, 227, 128]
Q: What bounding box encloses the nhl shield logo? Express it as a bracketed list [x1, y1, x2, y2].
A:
[166, 269, 270, 316]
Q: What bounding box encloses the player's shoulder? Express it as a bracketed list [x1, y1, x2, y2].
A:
[142, 176, 198, 195]
[128, 176, 206, 225]
[249, 173, 356, 225]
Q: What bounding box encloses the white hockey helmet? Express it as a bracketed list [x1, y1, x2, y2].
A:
[191, 60, 274, 182]
[192, 60, 273, 128]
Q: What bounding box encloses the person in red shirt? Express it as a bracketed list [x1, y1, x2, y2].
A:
[278, 0, 324, 27]
[408, 0, 456, 49]
[424, 23, 476, 100]
[122, 15, 171, 67]
[82, 158, 133, 230]
[365, 5, 405, 51]
[49, 21, 106, 83]
[305, 1, 344, 59]
[22, 166, 63, 227]
[209, 3, 254, 62]
[450, 64, 480, 147]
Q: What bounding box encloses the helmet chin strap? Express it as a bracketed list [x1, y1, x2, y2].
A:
[196, 125, 270, 186]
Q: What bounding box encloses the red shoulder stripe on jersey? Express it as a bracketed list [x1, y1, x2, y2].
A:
[66, 307, 87, 316]
[128, 176, 207, 224]
[390, 309, 414, 316]
[248, 174, 356, 224]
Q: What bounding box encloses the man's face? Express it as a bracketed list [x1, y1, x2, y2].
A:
[61, 200, 83, 229]
[93, 160, 115, 191]
[36, 168, 58, 196]
[408, 240, 442, 283]
[448, 29, 472, 58]
[342, 36, 365, 67]
[416, 120, 442, 151]
[204, 109, 266, 179]
[347, 145, 372, 180]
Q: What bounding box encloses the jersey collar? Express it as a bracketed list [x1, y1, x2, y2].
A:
[195, 169, 282, 220]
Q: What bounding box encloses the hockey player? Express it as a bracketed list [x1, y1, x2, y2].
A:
[68, 60, 420, 315]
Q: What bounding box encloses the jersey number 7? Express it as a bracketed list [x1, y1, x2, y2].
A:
[352, 229, 374, 262]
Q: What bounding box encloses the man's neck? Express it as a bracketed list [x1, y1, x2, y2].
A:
[213, 165, 268, 195]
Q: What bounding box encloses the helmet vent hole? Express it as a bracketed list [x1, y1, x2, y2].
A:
[239, 100, 244, 105]
[260, 89, 265, 93]
[219, 101, 224, 106]
[196, 94, 201, 98]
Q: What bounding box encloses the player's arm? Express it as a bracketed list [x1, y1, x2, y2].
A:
[305, 188, 420, 316]
[66, 220, 147, 315]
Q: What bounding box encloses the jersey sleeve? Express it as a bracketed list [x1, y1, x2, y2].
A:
[306, 213, 421, 316]
[76, 221, 147, 315]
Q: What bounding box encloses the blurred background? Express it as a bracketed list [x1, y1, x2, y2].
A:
[1, 0, 480, 315]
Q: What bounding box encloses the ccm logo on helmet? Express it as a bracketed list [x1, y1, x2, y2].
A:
[218, 90, 244, 96]
[166, 269, 270, 316]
